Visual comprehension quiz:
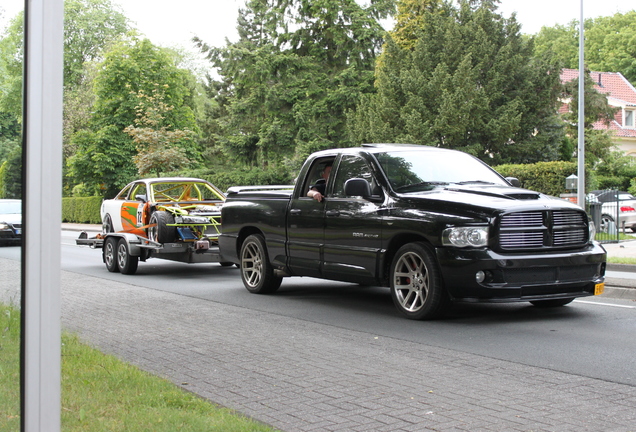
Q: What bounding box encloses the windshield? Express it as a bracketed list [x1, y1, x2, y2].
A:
[0, 201, 21, 214]
[375, 150, 508, 192]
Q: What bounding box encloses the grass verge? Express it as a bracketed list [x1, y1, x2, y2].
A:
[0, 303, 277, 431]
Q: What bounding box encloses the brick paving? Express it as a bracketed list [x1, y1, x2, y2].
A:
[2, 257, 636, 431]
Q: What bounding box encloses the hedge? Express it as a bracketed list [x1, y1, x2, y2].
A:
[493, 161, 596, 197]
[62, 196, 102, 224]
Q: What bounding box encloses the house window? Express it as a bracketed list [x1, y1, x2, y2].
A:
[626, 109, 634, 128]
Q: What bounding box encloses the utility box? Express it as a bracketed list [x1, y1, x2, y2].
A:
[565, 174, 578, 191]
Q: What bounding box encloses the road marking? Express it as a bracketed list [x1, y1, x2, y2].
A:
[575, 300, 636, 309]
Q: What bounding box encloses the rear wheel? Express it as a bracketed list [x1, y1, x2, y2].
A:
[240, 234, 282, 294]
[117, 238, 138, 275]
[530, 298, 574, 308]
[600, 214, 614, 233]
[390, 242, 450, 320]
[149, 211, 176, 243]
[103, 237, 119, 273]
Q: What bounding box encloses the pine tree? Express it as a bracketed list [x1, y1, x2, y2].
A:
[349, 0, 565, 164]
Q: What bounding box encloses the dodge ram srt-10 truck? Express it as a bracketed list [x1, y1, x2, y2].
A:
[219, 144, 606, 320]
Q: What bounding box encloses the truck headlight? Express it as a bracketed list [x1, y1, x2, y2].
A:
[442, 227, 489, 248]
[589, 221, 596, 242]
[0, 223, 9, 230]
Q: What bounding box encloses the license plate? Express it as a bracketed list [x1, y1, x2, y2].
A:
[594, 283, 605, 295]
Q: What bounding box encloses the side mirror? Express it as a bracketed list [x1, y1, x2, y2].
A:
[135, 194, 147, 203]
[344, 178, 371, 198]
[505, 177, 521, 188]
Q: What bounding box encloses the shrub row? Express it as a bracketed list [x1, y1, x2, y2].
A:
[494, 161, 592, 196]
[62, 196, 102, 224]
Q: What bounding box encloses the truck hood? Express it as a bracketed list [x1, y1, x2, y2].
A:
[404, 183, 578, 213]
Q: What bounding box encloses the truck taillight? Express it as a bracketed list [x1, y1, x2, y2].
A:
[620, 206, 635, 212]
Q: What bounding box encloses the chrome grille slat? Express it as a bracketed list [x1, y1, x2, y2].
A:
[498, 210, 588, 250]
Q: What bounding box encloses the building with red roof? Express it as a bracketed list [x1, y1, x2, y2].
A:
[560, 69, 636, 156]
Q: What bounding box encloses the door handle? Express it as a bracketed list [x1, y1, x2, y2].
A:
[290, 209, 301, 215]
[326, 210, 340, 217]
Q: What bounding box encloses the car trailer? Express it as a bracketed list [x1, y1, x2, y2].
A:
[76, 231, 228, 275]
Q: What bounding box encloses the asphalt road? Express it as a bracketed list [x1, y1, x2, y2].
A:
[37, 230, 633, 386]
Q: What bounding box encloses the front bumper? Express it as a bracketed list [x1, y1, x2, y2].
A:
[436, 242, 606, 302]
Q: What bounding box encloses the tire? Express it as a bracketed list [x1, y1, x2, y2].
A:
[102, 214, 114, 234]
[600, 214, 614, 233]
[530, 298, 574, 308]
[117, 238, 138, 275]
[240, 234, 282, 294]
[103, 237, 119, 273]
[148, 211, 176, 243]
[390, 242, 450, 320]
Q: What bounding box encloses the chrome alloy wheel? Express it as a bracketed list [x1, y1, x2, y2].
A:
[393, 251, 429, 313]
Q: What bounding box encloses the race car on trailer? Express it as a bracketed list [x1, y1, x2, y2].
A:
[76, 177, 229, 274]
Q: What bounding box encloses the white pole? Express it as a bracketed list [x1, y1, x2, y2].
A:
[577, 0, 585, 208]
[22, 0, 64, 431]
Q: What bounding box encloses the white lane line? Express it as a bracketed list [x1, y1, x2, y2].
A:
[575, 300, 636, 309]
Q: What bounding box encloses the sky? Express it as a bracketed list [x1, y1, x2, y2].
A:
[1, 0, 634, 59]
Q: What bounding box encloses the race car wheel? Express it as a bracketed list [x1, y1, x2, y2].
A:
[102, 214, 114, 234]
[240, 234, 282, 294]
[103, 237, 119, 273]
[117, 238, 138, 275]
[149, 211, 176, 243]
[390, 242, 450, 320]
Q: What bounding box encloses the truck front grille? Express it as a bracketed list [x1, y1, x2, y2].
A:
[498, 210, 588, 251]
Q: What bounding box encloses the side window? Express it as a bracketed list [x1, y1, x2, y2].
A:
[303, 157, 335, 197]
[115, 184, 132, 200]
[131, 184, 147, 201]
[332, 155, 374, 198]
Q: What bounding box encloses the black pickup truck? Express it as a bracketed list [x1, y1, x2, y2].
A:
[219, 144, 606, 319]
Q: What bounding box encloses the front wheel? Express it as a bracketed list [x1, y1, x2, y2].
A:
[103, 237, 119, 273]
[530, 298, 574, 308]
[240, 234, 282, 294]
[148, 211, 176, 243]
[390, 242, 450, 320]
[117, 238, 138, 275]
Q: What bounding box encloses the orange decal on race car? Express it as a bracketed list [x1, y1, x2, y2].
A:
[121, 202, 140, 231]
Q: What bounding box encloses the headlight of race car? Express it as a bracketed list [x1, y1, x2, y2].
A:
[442, 226, 489, 248]
[174, 215, 211, 224]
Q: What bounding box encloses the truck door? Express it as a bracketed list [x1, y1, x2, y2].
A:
[286, 157, 335, 278]
[322, 155, 384, 284]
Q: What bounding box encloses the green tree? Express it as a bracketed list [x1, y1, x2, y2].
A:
[124, 87, 194, 176]
[561, 71, 618, 164]
[349, 0, 565, 164]
[533, 11, 636, 85]
[197, 0, 395, 168]
[67, 38, 201, 197]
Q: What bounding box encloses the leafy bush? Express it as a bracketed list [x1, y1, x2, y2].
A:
[62, 196, 102, 224]
[493, 161, 596, 196]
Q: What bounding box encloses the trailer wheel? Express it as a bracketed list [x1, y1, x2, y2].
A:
[390, 242, 450, 320]
[117, 238, 138, 275]
[149, 211, 176, 243]
[103, 237, 119, 273]
[240, 234, 282, 294]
